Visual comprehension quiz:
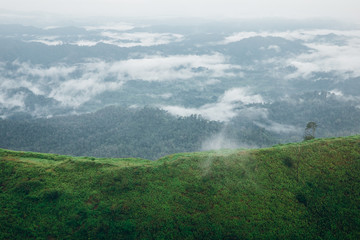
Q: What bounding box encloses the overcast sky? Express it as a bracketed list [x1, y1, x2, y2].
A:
[1, 0, 360, 22]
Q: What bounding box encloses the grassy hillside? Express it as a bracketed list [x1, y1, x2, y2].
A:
[1, 136, 360, 239]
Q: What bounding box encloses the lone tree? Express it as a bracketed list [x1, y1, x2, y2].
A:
[304, 121, 318, 141]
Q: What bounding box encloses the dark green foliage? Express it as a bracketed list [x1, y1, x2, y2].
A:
[13, 180, 43, 195]
[304, 135, 315, 141]
[41, 189, 61, 201]
[282, 156, 294, 168]
[0, 135, 360, 239]
[0, 106, 224, 160]
[295, 192, 307, 206]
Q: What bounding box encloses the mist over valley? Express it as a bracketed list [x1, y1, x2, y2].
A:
[1, 19, 360, 158]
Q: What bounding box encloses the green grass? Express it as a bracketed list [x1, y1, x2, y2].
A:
[1, 136, 360, 239]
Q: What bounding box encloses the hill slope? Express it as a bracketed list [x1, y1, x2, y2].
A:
[1, 136, 360, 239]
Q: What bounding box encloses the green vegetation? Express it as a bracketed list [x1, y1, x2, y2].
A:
[1, 136, 360, 239]
[0, 106, 277, 160]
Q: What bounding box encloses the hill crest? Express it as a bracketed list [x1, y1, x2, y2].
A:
[1, 135, 359, 239]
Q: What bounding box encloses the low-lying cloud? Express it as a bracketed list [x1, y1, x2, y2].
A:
[201, 130, 240, 151]
[30, 38, 64, 46]
[49, 78, 124, 107]
[26, 30, 184, 48]
[162, 88, 264, 122]
[254, 120, 301, 134]
[286, 40, 360, 79]
[99, 31, 184, 48]
[15, 61, 77, 82]
[106, 53, 242, 81]
[84, 23, 135, 32]
[221, 29, 360, 79]
[0, 53, 243, 107]
[329, 89, 360, 102]
[0, 90, 25, 109]
[200, 129, 259, 152]
[221, 29, 360, 44]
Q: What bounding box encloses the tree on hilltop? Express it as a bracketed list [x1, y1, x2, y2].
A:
[304, 121, 318, 141]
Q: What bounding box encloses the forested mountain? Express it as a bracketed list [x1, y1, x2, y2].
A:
[0, 107, 223, 159]
[1, 91, 360, 159]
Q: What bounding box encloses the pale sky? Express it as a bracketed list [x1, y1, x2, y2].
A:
[1, 0, 360, 22]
